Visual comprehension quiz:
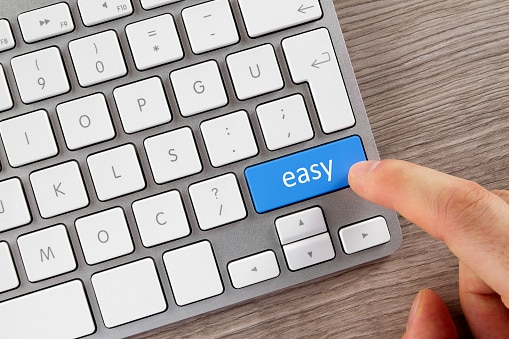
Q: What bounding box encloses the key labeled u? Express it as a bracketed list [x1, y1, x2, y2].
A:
[249, 64, 261, 79]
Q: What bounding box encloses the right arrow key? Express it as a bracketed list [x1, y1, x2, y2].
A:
[339, 217, 391, 254]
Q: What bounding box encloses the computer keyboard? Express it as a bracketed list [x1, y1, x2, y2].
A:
[0, 0, 402, 337]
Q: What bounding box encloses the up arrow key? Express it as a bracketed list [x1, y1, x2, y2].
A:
[362, 233, 368, 239]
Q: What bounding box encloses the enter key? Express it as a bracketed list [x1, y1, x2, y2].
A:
[283, 28, 355, 134]
[245, 136, 366, 213]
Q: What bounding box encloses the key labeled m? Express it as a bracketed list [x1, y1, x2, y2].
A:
[40, 246, 56, 262]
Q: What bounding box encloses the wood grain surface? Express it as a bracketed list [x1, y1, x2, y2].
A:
[134, 1, 509, 337]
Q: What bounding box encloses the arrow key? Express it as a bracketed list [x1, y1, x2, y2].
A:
[339, 217, 391, 254]
[283, 233, 334, 271]
[228, 251, 279, 289]
[276, 206, 327, 245]
[18, 3, 74, 43]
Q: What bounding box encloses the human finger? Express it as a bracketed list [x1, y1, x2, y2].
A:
[348, 159, 509, 301]
[459, 261, 509, 338]
[492, 190, 509, 204]
[402, 289, 457, 339]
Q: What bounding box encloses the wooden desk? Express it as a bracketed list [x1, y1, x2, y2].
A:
[136, 1, 509, 337]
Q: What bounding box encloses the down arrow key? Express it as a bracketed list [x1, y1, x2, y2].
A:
[283, 233, 335, 271]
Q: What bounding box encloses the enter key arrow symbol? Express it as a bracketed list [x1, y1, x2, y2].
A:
[311, 52, 331, 69]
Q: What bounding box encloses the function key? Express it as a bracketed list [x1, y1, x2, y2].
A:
[140, 0, 182, 10]
[0, 19, 15, 52]
[18, 3, 74, 43]
[78, 0, 133, 27]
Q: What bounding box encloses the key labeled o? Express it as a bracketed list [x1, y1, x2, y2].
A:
[97, 229, 109, 243]
[79, 114, 91, 128]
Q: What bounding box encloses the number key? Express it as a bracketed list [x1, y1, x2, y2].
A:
[69, 30, 127, 87]
[11, 47, 70, 104]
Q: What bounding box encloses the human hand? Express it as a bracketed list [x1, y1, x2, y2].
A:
[348, 159, 509, 338]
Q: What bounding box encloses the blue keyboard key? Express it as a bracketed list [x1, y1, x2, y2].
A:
[245, 136, 367, 213]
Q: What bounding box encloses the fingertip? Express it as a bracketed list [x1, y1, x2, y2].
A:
[349, 160, 382, 179]
[404, 289, 457, 339]
[348, 160, 382, 199]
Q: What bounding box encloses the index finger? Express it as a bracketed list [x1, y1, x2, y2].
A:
[348, 159, 509, 299]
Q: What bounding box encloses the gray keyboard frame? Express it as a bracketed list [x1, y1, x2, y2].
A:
[0, 0, 402, 337]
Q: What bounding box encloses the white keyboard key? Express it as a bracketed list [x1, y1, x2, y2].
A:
[0, 19, 15, 52]
[11, 47, 70, 104]
[257, 94, 314, 150]
[189, 173, 246, 230]
[0, 280, 95, 338]
[126, 14, 183, 70]
[76, 207, 134, 265]
[114, 77, 172, 133]
[140, 0, 182, 10]
[276, 207, 327, 245]
[132, 190, 190, 247]
[18, 224, 76, 282]
[170, 60, 228, 117]
[69, 30, 127, 87]
[57, 93, 115, 150]
[227, 44, 284, 100]
[87, 144, 146, 201]
[144, 127, 202, 184]
[0, 110, 58, 167]
[0, 64, 13, 112]
[238, 0, 322, 38]
[283, 233, 335, 271]
[163, 241, 223, 306]
[228, 251, 279, 289]
[283, 28, 355, 133]
[30, 161, 89, 218]
[18, 3, 74, 43]
[0, 178, 31, 232]
[78, 0, 133, 26]
[182, 0, 239, 54]
[201, 110, 258, 167]
[92, 258, 166, 328]
[339, 217, 391, 254]
[0, 242, 19, 292]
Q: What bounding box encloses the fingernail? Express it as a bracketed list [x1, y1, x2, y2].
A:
[350, 160, 381, 177]
[406, 291, 422, 330]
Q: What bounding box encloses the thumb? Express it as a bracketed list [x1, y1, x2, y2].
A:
[402, 289, 457, 339]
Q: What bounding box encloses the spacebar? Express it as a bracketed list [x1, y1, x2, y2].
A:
[0, 280, 95, 338]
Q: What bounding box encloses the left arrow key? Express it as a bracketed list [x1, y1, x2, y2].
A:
[19, 3, 74, 43]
